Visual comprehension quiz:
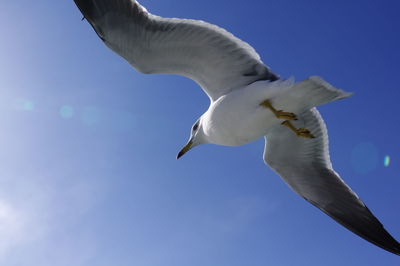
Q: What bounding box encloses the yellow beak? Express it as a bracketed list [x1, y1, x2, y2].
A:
[177, 140, 194, 159]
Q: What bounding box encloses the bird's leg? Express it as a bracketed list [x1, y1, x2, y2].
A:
[281, 121, 315, 139]
[259, 99, 313, 138]
[259, 99, 297, 121]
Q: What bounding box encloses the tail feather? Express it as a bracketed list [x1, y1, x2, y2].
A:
[275, 76, 352, 112]
[306, 76, 353, 101]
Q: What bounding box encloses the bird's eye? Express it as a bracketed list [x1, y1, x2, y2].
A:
[193, 123, 199, 131]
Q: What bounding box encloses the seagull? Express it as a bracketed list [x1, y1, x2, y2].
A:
[74, 0, 400, 255]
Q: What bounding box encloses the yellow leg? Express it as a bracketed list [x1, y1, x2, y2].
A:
[281, 121, 315, 139]
[259, 99, 297, 121]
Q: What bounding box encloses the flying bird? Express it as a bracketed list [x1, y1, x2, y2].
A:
[73, 0, 400, 255]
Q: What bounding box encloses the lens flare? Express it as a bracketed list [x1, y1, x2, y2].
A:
[384, 156, 390, 167]
[14, 98, 34, 111]
[60, 105, 74, 119]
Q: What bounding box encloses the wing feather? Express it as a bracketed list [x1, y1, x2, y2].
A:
[74, 0, 278, 100]
[264, 108, 400, 255]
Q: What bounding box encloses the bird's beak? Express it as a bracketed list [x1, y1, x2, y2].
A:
[177, 140, 194, 159]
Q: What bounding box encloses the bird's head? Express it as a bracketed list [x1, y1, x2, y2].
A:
[177, 118, 206, 159]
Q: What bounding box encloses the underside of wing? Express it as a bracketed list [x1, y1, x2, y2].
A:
[264, 108, 400, 255]
[74, 0, 278, 100]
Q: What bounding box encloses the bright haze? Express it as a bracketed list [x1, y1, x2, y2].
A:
[0, 0, 399, 265]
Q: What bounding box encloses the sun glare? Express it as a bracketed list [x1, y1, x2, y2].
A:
[0, 199, 24, 253]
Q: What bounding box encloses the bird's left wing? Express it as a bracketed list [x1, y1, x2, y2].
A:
[264, 108, 400, 255]
[74, 0, 278, 101]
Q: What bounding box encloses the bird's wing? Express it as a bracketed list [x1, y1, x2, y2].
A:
[74, 0, 278, 101]
[264, 108, 400, 255]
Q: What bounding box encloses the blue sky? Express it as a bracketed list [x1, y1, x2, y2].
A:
[0, 0, 399, 265]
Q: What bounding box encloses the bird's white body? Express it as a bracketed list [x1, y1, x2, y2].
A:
[203, 79, 293, 146]
[202, 77, 350, 146]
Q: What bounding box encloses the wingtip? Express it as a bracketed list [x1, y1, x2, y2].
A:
[74, 0, 99, 23]
[382, 243, 400, 256]
[390, 240, 400, 256]
[74, 0, 108, 42]
[302, 195, 400, 256]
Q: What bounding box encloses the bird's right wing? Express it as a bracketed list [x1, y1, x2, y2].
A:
[74, 0, 278, 101]
[264, 108, 400, 255]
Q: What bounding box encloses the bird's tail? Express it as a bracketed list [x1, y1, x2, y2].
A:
[273, 76, 352, 112]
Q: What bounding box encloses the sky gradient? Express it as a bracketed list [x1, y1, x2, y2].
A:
[0, 0, 399, 265]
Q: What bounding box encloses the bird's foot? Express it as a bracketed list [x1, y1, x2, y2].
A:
[259, 99, 297, 120]
[275, 110, 297, 121]
[296, 128, 315, 139]
[281, 121, 315, 139]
